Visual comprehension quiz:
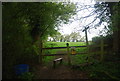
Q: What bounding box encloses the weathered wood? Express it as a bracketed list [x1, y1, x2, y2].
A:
[66, 43, 71, 65]
[89, 44, 108, 48]
[42, 46, 87, 50]
[39, 39, 43, 64]
[82, 26, 89, 62]
[54, 58, 62, 61]
[100, 35, 104, 62]
[103, 71, 120, 81]
[43, 54, 66, 56]
[42, 52, 87, 56]
[95, 70, 120, 81]
[53, 58, 63, 68]
[82, 26, 89, 46]
[85, 28, 89, 46]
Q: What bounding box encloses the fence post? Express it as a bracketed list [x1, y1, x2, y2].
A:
[66, 43, 71, 65]
[39, 39, 43, 64]
[100, 35, 104, 62]
[87, 45, 90, 62]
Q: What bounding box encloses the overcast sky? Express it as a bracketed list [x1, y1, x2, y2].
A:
[58, 0, 107, 41]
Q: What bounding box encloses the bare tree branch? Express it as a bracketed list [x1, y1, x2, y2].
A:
[76, 7, 95, 12]
[86, 8, 107, 29]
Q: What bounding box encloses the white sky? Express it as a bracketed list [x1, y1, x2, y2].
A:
[58, 0, 107, 41]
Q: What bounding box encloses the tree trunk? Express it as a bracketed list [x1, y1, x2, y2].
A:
[113, 26, 120, 55]
[113, 3, 120, 56]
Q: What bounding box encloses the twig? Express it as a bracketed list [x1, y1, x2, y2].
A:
[103, 71, 120, 81]
[96, 70, 120, 81]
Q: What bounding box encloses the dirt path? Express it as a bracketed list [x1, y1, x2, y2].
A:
[33, 50, 90, 79]
[34, 64, 89, 79]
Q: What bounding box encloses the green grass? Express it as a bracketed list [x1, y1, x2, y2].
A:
[70, 53, 120, 79]
[83, 61, 120, 79]
[44, 42, 86, 47]
[43, 56, 55, 66]
[71, 54, 88, 65]
[42, 42, 120, 80]
[43, 42, 87, 65]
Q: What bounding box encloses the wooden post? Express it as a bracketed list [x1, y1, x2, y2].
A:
[66, 43, 71, 65]
[82, 26, 89, 46]
[39, 39, 43, 64]
[82, 26, 90, 62]
[85, 28, 89, 46]
[82, 26, 89, 54]
[100, 35, 104, 62]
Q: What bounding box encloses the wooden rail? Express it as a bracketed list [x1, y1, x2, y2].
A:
[40, 40, 108, 64]
[42, 45, 87, 50]
[42, 52, 87, 56]
[42, 45, 108, 50]
[42, 44, 108, 56]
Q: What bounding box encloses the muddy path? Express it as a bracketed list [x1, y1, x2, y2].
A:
[33, 52, 90, 79]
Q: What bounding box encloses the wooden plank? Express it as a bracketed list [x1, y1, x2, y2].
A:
[89, 44, 108, 48]
[42, 45, 108, 50]
[42, 45, 87, 50]
[53, 58, 63, 68]
[54, 58, 62, 61]
[42, 52, 87, 56]
[76, 52, 87, 54]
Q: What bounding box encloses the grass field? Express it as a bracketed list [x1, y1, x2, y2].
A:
[44, 42, 86, 47]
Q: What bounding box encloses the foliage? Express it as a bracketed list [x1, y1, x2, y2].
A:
[2, 2, 76, 79]
[48, 32, 85, 42]
[43, 56, 55, 66]
[94, 2, 120, 53]
[92, 35, 113, 46]
[92, 36, 101, 44]
[93, 2, 114, 35]
[18, 72, 34, 81]
[70, 52, 120, 79]
[69, 32, 85, 42]
[85, 61, 120, 79]
[112, 2, 120, 30]
[71, 54, 88, 65]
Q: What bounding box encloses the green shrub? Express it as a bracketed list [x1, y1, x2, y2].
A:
[18, 72, 34, 81]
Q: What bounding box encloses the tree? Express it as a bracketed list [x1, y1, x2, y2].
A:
[60, 35, 65, 42]
[64, 34, 71, 42]
[2, 2, 76, 79]
[48, 32, 85, 42]
[69, 32, 85, 42]
[111, 3, 120, 54]
[93, 2, 120, 54]
[75, 2, 120, 54]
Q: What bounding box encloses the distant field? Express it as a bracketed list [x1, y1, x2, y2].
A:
[44, 42, 86, 47]
[43, 42, 87, 54]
